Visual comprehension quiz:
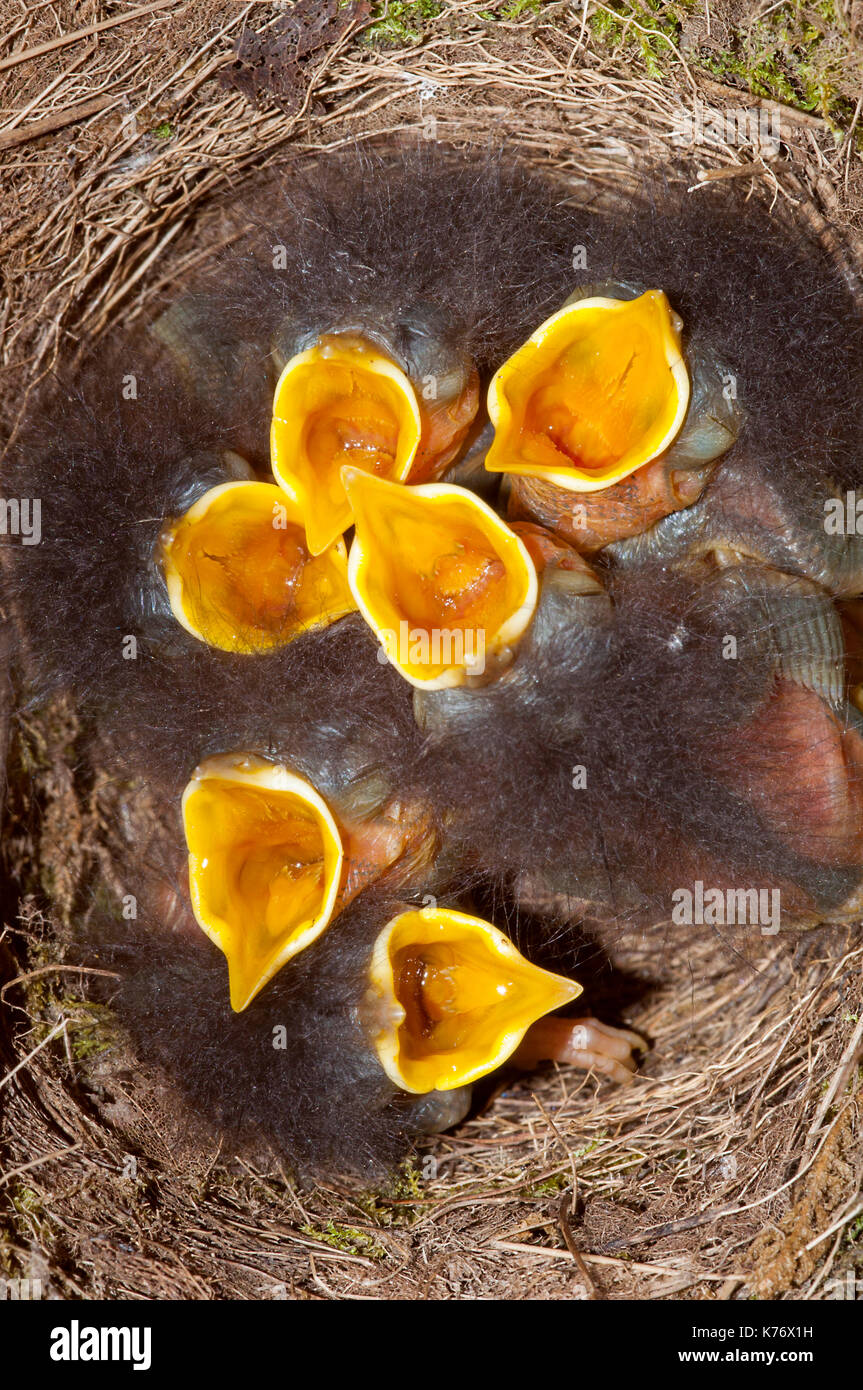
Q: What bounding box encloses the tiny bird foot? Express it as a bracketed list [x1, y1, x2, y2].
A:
[512, 1016, 647, 1085]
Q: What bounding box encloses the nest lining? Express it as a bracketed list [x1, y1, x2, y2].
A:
[1, 0, 863, 1302]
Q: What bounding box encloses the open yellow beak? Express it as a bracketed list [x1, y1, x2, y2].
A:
[343, 468, 538, 689]
[182, 754, 344, 1012]
[271, 335, 422, 556]
[486, 290, 690, 493]
[366, 907, 582, 1092]
[160, 481, 354, 653]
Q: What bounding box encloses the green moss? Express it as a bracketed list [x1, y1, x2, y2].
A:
[90, 881, 127, 927]
[351, 1161, 426, 1227]
[38, 862, 62, 906]
[499, 0, 543, 19]
[15, 723, 45, 776]
[153, 121, 174, 139]
[586, 0, 862, 139]
[56, 997, 117, 1059]
[387, 1157, 424, 1202]
[11, 1186, 52, 1242]
[520, 1134, 606, 1198]
[363, 0, 443, 46]
[588, 0, 686, 81]
[523, 1170, 570, 1199]
[574, 1131, 606, 1158]
[354, 0, 860, 137]
[300, 1220, 388, 1260]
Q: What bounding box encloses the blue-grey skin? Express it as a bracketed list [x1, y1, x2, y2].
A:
[151, 294, 475, 444]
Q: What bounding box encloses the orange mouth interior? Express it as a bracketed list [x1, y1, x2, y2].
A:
[345, 470, 537, 687]
[369, 909, 580, 1092]
[487, 291, 689, 490]
[162, 483, 353, 652]
[183, 758, 344, 1011]
[271, 338, 421, 554]
[200, 782, 326, 932]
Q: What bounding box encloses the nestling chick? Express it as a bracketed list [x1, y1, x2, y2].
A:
[7, 141, 863, 1178]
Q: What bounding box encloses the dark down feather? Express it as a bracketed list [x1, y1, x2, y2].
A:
[6, 141, 863, 1175]
[84, 885, 444, 1180]
[6, 145, 863, 770]
[414, 555, 863, 935]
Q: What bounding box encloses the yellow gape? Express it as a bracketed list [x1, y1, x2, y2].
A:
[161, 481, 354, 653]
[182, 754, 344, 1012]
[486, 290, 690, 492]
[271, 336, 422, 555]
[366, 907, 581, 1092]
[344, 469, 538, 690]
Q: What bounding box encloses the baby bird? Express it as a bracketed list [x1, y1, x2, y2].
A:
[6, 140, 863, 1178]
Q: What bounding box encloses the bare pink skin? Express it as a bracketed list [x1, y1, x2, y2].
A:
[513, 1016, 647, 1085]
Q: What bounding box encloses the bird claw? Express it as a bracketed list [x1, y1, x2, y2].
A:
[513, 1015, 647, 1086]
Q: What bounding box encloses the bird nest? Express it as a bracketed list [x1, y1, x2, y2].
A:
[2, 0, 863, 1301]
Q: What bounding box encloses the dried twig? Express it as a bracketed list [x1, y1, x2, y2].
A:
[0, 95, 120, 151]
[1, 963, 121, 1003]
[0, 0, 180, 75]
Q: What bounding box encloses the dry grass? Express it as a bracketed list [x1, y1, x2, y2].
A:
[2, 0, 863, 1301]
